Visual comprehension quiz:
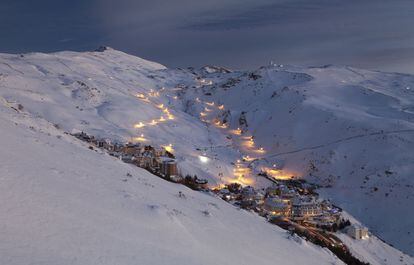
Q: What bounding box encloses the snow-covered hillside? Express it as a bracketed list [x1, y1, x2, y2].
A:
[0, 47, 413, 261]
[181, 64, 414, 256]
[0, 48, 237, 186]
[0, 91, 342, 264]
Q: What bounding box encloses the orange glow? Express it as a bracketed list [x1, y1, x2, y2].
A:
[134, 122, 145, 129]
[173, 96, 178, 100]
[163, 144, 174, 153]
[204, 107, 212, 112]
[263, 168, 295, 180]
[228, 175, 254, 186]
[218, 105, 225, 110]
[133, 134, 147, 142]
[158, 116, 166, 122]
[220, 162, 254, 186]
[167, 114, 175, 120]
[214, 120, 228, 128]
[242, 139, 255, 148]
[148, 91, 160, 97]
[231, 128, 242, 135]
[200, 112, 207, 117]
[212, 183, 226, 190]
[156, 103, 164, 109]
[149, 120, 158, 126]
[136, 94, 150, 102]
[233, 167, 250, 173]
[206, 101, 215, 106]
[242, 155, 255, 162]
[233, 159, 251, 180]
[255, 147, 266, 154]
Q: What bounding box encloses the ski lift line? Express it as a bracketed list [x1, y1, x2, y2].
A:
[252, 129, 414, 164]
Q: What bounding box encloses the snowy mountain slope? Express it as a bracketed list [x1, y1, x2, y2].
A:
[0, 101, 342, 264]
[0, 48, 240, 187]
[181, 64, 414, 256]
[337, 212, 413, 265]
[0, 48, 413, 259]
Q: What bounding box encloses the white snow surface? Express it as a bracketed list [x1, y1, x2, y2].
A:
[182, 64, 414, 257]
[337, 212, 413, 265]
[0, 48, 413, 261]
[0, 99, 341, 264]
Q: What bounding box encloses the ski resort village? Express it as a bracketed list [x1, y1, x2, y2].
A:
[1, 48, 413, 265]
[72, 124, 369, 264]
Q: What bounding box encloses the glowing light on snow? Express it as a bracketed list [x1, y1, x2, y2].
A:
[150, 120, 158, 126]
[134, 122, 145, 129]
[206, 102, 215, 106]
[263, 167, 295, 180]
[198, 155, 209, 163]
[148, 91, 160, 97]
[157, 103, 164, 109]
[136, 93, 150, 102]
[243, 138, 255, 148]
[204, 107, 212, 112]
[218, 105, 225, 110]
[214, 120, 228, 129]
[212, 183, 226, 190]
[227, 174, 254, 186]
[231, 128, 242, 135]
[242, 155, 255, 162]
[164, 144, 174, 153]
[233, 167, 250, 174]
[158, 116, 166, 122]
[200, 112, 207, 117]
[133, 134, 147, 142]
[255, 147, 266, 154]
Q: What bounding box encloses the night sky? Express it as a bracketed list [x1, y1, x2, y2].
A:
[1, 0, 414, 73]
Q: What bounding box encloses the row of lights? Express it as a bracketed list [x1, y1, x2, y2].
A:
[133, 89, 178, 153]
[194, 98, 262, 184]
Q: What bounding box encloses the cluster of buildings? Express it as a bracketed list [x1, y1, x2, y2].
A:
[72, 132, 180, 180]
[215, 181, 346, 231]
[73, 131, 368, 241]
[73, 131, 209, 190]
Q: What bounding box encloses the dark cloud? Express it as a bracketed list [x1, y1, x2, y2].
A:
[183, 0, 334, 31]
[1, 0, 413, 73]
